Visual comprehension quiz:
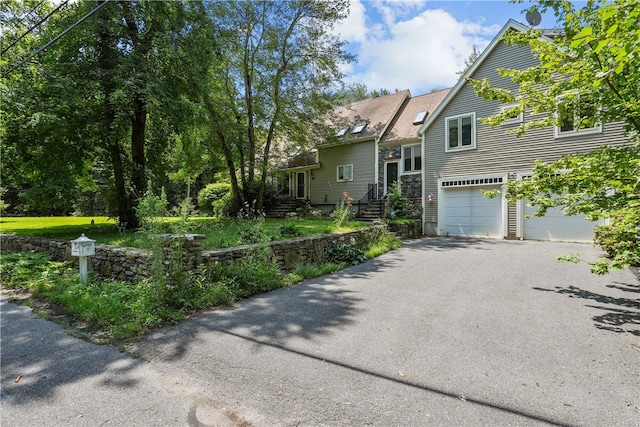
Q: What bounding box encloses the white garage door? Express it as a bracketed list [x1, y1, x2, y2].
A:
[442, 185, 502, 238]
[523, 203, 599, 242]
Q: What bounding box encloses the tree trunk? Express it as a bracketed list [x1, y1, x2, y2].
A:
[129, 94, 147, 226]
[97, 1, 139, 229]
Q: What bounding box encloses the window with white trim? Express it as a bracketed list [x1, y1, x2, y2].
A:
[337, 164, 353, 181]
[500, 103, 523, 125]
[445, 112, 476, 152]
[402, 144, 421, 173]
[555, 91, 601, 137]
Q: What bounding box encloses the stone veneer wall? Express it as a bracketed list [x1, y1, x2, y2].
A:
[1, 223, 413, 284]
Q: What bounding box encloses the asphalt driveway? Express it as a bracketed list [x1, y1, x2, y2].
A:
[3, 238, 639, 426]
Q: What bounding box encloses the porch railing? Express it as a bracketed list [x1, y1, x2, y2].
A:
[356, 183, 382, 217]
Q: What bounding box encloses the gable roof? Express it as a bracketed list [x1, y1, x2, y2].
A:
[418, 18, 551, 136]
[380, 88, 451, 144]
[328, 89, 411, 144]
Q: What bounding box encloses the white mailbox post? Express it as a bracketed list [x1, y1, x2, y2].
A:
[71, 234, 95, 283]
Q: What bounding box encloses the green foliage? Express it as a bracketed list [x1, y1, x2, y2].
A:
[203, 0, 352, 213]
[238, 220, 270, 245]
[324, 241, 366, 266]
[471, 0, 640, 136]
[273, 224, 302, 239]
[296, 203, 324, 218]
[197, 183, 232, 215]
[504, 143, 640, 273]
[213, 191, 235, 218]
[332, 192, 354, 227]
[470, 0, 640, 274]
[0, 223, 403, 341]
[385, 181, 420, 219]
[2, 1, 218, 225]
[456, 45, 481, 78]
[210, 249, 281, 300]
[364, 232, 402, 259]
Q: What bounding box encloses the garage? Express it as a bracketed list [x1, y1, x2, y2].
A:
[440, 184, 503, 238]
[521, 203, 600, 242]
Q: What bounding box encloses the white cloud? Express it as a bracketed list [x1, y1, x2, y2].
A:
[338, 1, 503, 95]
[333, 0, 368, 43]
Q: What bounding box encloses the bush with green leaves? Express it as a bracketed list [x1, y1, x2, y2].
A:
[385, 181, 419, 219]
[197, 183, 232, 215]
[324, 241, 366, 265]
[296, 203, 324, 218]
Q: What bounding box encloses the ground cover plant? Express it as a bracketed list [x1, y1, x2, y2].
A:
[1, 197, 401, 343]
[0, 229, 401, 343]
[0, 216, 368, 249]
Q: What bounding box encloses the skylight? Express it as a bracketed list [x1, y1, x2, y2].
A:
[336, 127, 349, 137]
[413, 110, 428, 125]
[352, 123, 366, 134]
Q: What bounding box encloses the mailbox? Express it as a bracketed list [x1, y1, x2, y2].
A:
[71, 233, 96, 257]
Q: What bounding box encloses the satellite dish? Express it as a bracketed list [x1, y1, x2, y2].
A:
[526, 9, 542, 27]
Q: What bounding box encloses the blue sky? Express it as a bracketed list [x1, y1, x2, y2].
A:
[333, 0, 566, 95]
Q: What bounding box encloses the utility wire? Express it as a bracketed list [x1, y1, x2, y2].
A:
[1, 0, 111, 78]
[1, 0, 70, 56]
[0, 0, 46, 32]
[8, 0, 47, 29]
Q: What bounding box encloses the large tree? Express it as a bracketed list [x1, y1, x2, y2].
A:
[202, 0, 352, 214]
[470, 0, 639, 273]
[1, 1, 216, 227]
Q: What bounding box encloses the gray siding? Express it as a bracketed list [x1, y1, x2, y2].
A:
[423, 40, 630, 236]
[310, 141, 376, 205]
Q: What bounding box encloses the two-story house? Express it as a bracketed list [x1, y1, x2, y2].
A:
[280, 90, 410, 210]
[418, 19, 629, 241]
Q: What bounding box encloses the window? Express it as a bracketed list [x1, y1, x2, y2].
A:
[352, 123, 366, 134]
[555, 92, 601, 138]
[500, 103, 523, 125]
[445, 112, 476, 152]
[337, 164, 353, 181]
[413, 110, 428, 125]
[336, 127, 348, 137]
[402, 144, 422, 173]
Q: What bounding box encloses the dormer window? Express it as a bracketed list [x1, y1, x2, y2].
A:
[413, 110, 428, 125]
[351, 123, 366, 134]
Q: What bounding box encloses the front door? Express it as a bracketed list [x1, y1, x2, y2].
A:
[385, 161, 399, 194]
[296, 172, 306, 199]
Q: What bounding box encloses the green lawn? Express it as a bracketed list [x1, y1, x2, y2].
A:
[0, 216, 368, 249]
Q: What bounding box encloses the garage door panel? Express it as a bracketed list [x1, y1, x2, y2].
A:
[442, 186, 502, 238]
[523, 204, 600, 242]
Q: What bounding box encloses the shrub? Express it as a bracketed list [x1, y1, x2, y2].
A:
[594, 221, 640, 271]
[324, 241, 366, 265]
[213, 191, 235, 218]
[385, 181, 417, 219]
[296, 203, 324, 218]
[198, 183, 232, 215]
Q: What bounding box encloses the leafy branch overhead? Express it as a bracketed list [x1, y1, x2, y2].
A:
[471, 0, 639, 274]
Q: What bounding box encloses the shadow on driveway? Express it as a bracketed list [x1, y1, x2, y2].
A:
[533, 282, 640, 336]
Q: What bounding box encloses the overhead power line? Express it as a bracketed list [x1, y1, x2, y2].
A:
[1, 0, 111, 78]
[1, 0, 46, 32]
[1, 0, 70, 56]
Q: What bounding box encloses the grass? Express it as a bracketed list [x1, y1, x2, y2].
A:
[0, 215, 402, 344]
[0, 216, 367, 249]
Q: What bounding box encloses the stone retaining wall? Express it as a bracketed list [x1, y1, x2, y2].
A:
[1, 224, 403, 283]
